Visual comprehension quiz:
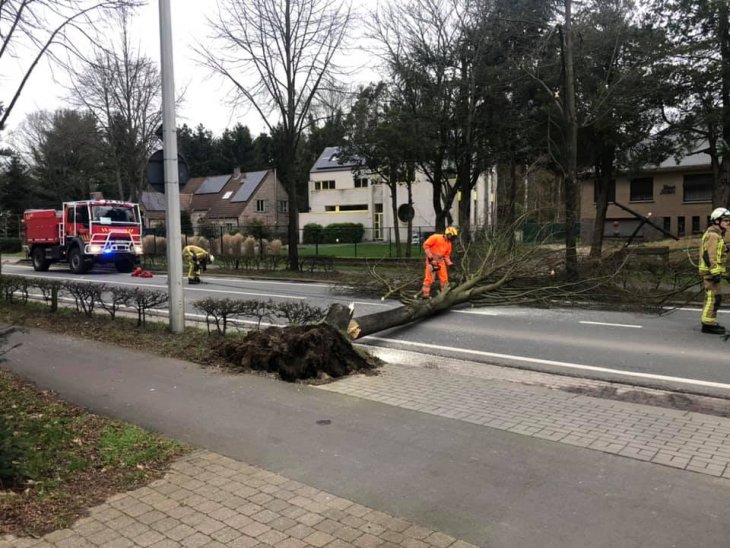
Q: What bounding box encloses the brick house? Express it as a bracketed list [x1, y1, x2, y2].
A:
[580, 148, 716, 241]
[181, 168, 288, 234]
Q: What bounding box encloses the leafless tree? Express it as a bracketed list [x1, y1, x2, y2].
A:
[66, 11, 161, 201]
[199, 0, 351, 271]
[0, 0, 141, 131]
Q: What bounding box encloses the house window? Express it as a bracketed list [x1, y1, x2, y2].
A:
[663, 216, 671, 234]
[593, 179, 616, 203]
[222, 191, 233, 200]
[314, 180, 335, 190]
[324, 204, 368, 212]
[630, 177, 653, 201]
[692, 216, 701, 234]
[339, 204, 368, 212]
[354, 178, 369, 188]
[678, 216, 685, 236]
[278, 200, 288, 213]
[683, 174, 713, 202]
[256, 200, 265, 212]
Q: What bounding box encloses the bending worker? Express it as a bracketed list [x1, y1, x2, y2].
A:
[421, 226, 459, 299]
[699, 207, 730, 334]
[182, 244, 214, 285]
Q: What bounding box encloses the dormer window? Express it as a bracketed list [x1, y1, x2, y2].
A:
[222, 191, 233, 200]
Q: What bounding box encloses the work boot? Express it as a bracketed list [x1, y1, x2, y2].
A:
[188, 278, 199, 285]
[701, 324, 726, 335]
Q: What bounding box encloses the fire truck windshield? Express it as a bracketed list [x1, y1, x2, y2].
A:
[92, 206, 137, 225]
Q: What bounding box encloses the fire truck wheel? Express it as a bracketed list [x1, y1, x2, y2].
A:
[31, 247, 50, 272]
[69, 247, 90, 274]
[115, 258, 135, 273]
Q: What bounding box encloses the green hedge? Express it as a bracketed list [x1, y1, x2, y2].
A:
[0, 238, 21, 253]
[303, 223, 323, 244]
[321, 223, 364, 244]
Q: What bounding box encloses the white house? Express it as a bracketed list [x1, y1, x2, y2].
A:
[300, 147, 497, 242]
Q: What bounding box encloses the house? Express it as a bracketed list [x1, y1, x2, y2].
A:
[139, 190, 192, 229]
[579, 148, 715, 242]
[182, 168, 288, 233]
[299, 146, 497, 242]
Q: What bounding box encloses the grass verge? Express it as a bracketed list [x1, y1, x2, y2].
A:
[0, 369, 188, 538]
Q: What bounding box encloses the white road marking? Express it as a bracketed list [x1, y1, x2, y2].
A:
[579, 320, 642, 329]
[364, 337, 730, 391]
[455, 309, 501, 316]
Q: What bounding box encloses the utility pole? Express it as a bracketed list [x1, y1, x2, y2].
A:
[159, 0, 184, 332]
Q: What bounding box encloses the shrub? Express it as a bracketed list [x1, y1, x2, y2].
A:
[247, 218, 270, 241]
[322, 223, 364, 244]
[225, 233, 244, 257]
[243, 236, 256, 257]
[197, 218, 219, 241]
[0, 238, 21, 253]
[303, 223, 323, 244]
[269, 239, 282, 256]
[142, 234, 166, 256]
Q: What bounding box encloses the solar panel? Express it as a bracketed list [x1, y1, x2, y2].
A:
[195, 175, 230, 194]
[231, 170, 268, 202]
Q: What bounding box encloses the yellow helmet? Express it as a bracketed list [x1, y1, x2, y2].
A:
[445, 226, 459, 238]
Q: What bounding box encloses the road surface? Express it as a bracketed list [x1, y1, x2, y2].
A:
[4, 262, 729, 396]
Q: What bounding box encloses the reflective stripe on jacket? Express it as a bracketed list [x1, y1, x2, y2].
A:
[699, 226, 727, 277]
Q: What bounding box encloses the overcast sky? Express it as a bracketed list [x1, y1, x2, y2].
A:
[5, 0, 380, 143]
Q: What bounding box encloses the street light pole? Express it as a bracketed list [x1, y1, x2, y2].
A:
[159, 0, 184, 333]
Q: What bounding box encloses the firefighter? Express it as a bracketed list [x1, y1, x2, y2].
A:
[420, 226, 459, 299]
[698, 207, 730, 334]
[182, 245, 214, 284]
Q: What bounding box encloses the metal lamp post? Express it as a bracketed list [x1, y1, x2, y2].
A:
[158, 0, 184, 332]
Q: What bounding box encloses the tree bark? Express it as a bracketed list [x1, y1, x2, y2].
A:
[718, 0, 730, 207]
[562, 0, 579, 280]
[589, 144, 615, 258]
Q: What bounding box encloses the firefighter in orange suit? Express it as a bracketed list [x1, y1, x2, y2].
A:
[421, 226, 459, 298]
[182, 245, 214, 284]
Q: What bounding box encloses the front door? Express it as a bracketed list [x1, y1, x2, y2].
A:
[374, 204, 383, 240]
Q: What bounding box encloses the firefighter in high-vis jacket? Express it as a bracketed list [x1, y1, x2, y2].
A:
[420, 226, 459, 299]
[699, 207, 730, 334]
[182, 245, 214, 285]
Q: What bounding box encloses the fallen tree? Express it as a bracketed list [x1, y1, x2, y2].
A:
[337, 223, 699, 339]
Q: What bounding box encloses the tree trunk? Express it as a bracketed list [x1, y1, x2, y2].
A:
[589, 145, 615, 258]
[718, 0, 730, 207]
[346, 289, 468, 339]
[281, 143, 300, 271]
[562, 0, 579, 280]
[406, 181, 413, 258]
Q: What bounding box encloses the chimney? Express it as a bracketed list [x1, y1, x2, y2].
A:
[233, 167, 241, 178]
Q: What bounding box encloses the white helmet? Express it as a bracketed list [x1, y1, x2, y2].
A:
[710, 207, 730, 223]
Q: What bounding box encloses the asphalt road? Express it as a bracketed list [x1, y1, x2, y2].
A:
[4, 262, 730, 396]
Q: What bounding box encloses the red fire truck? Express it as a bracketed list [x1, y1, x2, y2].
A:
[22, 200, 144, 274]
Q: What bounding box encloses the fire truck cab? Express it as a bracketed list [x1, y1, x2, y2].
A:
[23, 200, 144, 274]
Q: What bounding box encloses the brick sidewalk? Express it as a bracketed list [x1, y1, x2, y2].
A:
[1, 451, 478, 548]
[320, 364, 730, 479]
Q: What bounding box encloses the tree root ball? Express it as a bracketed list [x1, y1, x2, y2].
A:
[210, 324, 380, 382]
